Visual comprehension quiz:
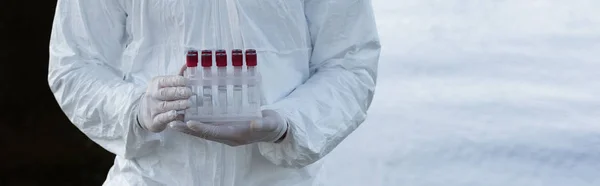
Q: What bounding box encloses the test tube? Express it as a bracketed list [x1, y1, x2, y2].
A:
[215, 49, 228, 115]
[232, 49, 244, 115]
[245, 49, 258, 110]
[186, 50, 199, 78]
[201, 50, 213, 115]
[186, 50, 199, 115]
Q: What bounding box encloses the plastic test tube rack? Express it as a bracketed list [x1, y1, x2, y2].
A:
[183, 49, 262, 123]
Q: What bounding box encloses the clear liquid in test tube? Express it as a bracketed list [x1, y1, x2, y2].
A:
[232, 49, 244, 115]
[186, 50, 198, 115]
[201, 50, 213, 115]
[245, 49, 259, 111]
[215, 49, 228, 115]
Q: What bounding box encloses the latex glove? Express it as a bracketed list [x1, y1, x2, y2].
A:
[137, 76, 193, 133]
[170, 110, 289, 146]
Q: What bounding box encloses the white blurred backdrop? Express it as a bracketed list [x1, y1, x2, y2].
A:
[322, 0, 600, 185]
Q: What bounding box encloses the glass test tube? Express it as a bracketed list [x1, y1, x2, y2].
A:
[245, 49, 258, 110]
[186, 50, 199, 115]
[201, 50, 213, 115]
[215, 49, 228, 115]
[232, 49, 244, 115]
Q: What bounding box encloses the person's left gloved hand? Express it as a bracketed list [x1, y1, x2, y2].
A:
[170, 110, 289, 146]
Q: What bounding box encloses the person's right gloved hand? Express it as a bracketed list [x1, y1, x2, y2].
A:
[137, 76, 193, 133]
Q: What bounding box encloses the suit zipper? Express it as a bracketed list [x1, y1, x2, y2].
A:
[213, 1, 227, 185]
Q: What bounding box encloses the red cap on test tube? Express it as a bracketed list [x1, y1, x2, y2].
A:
[245, 49, 257, 67]
[186, 50, 198, 67]
[215, 49, 227, 67]
[232, 49, 243, 67]
[201, 50, 212, 67]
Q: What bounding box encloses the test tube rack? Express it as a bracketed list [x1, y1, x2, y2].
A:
[183, 49, 262, 123]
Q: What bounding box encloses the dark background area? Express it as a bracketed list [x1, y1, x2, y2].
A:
[1, 1, 115, 185]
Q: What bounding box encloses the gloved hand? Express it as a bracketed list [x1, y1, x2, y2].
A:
[170, 110, 289, 146]
[137, 76, 193, 133]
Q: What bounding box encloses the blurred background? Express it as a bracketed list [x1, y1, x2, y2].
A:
[1, 1, 115, 185]
[1, 0, 599, 185]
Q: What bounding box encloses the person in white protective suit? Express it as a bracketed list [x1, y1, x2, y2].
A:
[48, 0, 380, 185]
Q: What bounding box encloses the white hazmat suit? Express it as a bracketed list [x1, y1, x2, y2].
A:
[48, 0, 381, 185]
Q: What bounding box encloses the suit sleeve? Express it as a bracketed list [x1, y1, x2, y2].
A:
[48, 0, 162, 159]
[258, 0, 381, 168]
